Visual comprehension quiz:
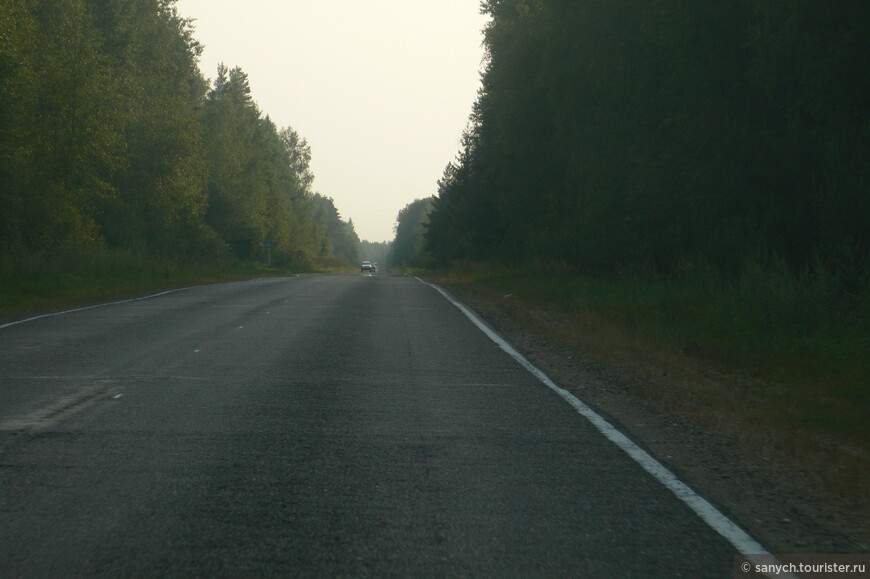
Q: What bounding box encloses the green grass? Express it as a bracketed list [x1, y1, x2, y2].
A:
[0, 245, 301, 322]
[427, 260, 868, 444]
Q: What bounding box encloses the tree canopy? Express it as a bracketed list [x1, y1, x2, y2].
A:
[389, 197, 433, 268]
[0, 0, 361, 267]
[426, 0, 869, 282]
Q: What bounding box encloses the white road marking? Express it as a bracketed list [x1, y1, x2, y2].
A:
[0, 382, 113, 432]
[419, 278, 791, 578]
[0, 288, 193, 330]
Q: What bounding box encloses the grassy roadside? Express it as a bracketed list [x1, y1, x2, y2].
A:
[0, 246, 315, 323]
[425, 262, 868, 498]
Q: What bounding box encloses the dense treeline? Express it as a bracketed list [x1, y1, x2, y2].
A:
[0, 0, 359, 267]
[427, 0, 869, 284]
[310, 193, 361, 267]
[389, 197, 433, 268]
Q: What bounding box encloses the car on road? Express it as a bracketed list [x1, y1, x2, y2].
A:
[361, 261, 372, 272]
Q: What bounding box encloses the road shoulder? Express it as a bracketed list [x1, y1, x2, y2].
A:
[440, 284, 868, 556]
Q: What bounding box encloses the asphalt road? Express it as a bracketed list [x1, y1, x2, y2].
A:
[0, 274, 742, 577]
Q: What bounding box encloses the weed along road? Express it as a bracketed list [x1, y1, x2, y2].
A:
[0, 274, 761, 577]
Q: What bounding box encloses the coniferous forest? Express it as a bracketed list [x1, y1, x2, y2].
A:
[0, 0, 358, 269]
[424, 0, 869, 286]
[375, 1, 870, 422]
[3, 0, 868, 299]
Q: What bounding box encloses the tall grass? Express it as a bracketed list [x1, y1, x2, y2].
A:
[0, 244, 259, 319]
[432, 255, 868, 442]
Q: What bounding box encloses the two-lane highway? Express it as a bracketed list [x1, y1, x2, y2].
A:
[1, 274, 745, 576]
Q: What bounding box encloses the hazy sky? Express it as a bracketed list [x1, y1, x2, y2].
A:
[175, 1, 488, 243]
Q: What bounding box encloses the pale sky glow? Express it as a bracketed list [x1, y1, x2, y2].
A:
[175, 1, 489, 242]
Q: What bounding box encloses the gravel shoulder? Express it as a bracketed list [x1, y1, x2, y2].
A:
[446, 286, 869, 556]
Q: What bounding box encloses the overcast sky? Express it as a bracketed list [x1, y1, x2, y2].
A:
[175, 0, 488, 243]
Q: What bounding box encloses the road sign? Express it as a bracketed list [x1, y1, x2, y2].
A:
[264, 239, 275, 249]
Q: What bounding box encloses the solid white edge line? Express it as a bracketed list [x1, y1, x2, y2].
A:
[417, 277, 793, 578]
[0, 287, 192, 330]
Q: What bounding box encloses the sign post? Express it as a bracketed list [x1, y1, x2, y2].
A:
[264, 239, 274, 267]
